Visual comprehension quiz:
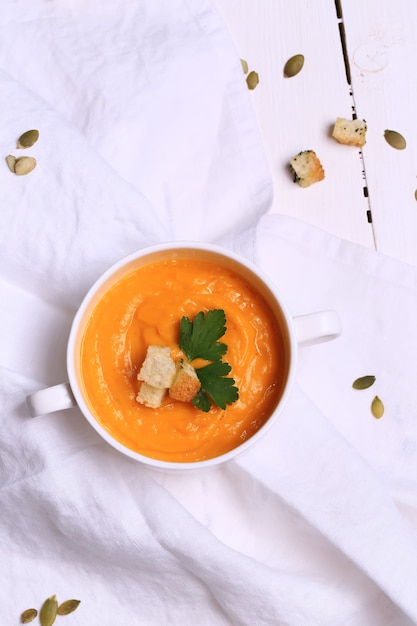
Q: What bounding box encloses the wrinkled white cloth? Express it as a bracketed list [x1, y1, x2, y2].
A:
[1, 1, 417, 625]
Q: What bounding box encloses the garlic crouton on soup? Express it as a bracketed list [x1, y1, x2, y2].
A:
[169, 361, 201, 403]
[136, 345, 176, 409]
[137, 345, 176, 389]
[136, 382, 167, 409]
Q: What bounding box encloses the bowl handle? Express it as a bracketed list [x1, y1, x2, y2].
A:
[293, 310, 342, 346]
[26, 382, 76, 417]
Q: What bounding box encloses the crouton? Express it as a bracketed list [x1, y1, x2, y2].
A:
[289, 150, 325, 188]
[136, 382, 167, 409]
[332, 117, 367, 147]
[169, 361, 201, 403]
[137, 345, 176, 389]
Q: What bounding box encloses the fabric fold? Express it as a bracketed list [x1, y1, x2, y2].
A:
[236, 386, 417, 623]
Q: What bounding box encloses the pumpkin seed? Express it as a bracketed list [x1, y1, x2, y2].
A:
[21, 608, 38, 623]
[14, 156, 36, 176]
[414, 189, 417, 201]
[384, 129, 406, 150]
[352, 375, 376, 390]
[246, 70, 259, 90]
[57, 599, 81, 616]
[5, 154, 16, 172]
[284, 54, 304, 77]
[17, 129, 39, 149]
[39, 595, 58, 626]
[371, 396, 384, 419]
[240, 59, 249, 74]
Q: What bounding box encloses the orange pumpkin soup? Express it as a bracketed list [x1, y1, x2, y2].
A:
[80, 257, 286, 462]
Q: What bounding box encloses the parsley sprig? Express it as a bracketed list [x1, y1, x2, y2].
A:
[179, 309, 239, 412]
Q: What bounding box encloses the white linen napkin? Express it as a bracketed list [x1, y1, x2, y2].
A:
[1, 1, 417, 625]
[159, 216, 417, 625]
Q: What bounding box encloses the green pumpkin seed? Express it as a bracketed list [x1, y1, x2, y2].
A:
[384, 129, 406, 150]
[5, 154, 16, 172]
[57, 599, 81, 616]
[284, 54, 304, 77]
[17, 129, 39, 149]
[14, 156, 36, 176]
[371, 396, 384, 419]
[352, 375, 376, 390]
[240, 59, 249, 74]
[39, 595, 58, 626]
[246, 70, 259, 90]
[21, 608, 38, 623]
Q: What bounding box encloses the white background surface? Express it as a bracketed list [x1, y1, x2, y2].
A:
[215, 0, 417, 266]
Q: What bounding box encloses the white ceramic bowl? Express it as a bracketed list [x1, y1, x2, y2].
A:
[27, 242, 341, 470]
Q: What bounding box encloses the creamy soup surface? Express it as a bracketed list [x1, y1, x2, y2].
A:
[80, 257, 287, 462]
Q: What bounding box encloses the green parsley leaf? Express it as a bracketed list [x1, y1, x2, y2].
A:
[191, 389, 212, 413]
[178, 309, 239, 412]
[193, 361, 239, 411]
[179, 309, 228, 361]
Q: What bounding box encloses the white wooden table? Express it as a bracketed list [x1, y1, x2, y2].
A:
[215, 0, 417, 267]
